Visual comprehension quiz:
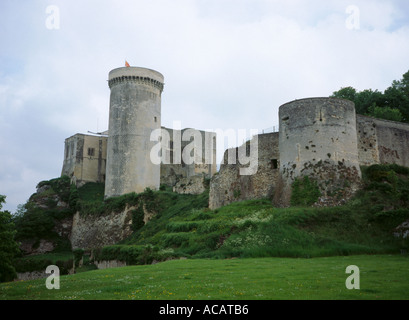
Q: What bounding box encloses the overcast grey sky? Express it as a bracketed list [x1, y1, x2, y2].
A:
[1, 0, 409, 213]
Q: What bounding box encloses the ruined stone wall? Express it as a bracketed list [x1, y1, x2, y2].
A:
[209, 132, 279, 209]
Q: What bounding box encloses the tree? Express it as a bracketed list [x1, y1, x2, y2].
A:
[354, 89, 384, 115]
[367, 103, 403, 122]
[330, 86, 357, 102]
[330, 69, 409, 123]
[383, 74, 409, 123]
[0, 195, 21, 282]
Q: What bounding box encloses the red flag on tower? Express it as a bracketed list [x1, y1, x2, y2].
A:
[125, 60, 130, 67]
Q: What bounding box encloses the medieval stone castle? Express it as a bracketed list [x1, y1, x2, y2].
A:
[61, 65, 409, 213]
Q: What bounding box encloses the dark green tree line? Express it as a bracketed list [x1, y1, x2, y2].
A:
[331, 70, 409, 123]
[0, 195, 20, 282]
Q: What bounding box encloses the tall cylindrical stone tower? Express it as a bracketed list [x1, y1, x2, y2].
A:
[104, 66, 164, 198]
[275, 97, 361, 206]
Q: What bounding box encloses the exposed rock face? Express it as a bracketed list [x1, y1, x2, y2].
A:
[54, 217, 73, 239]
[70, 206, 134, 250]
[394, 220, 409, 239]
[19, 239, 56, 255]
[209, 133, 279, 209]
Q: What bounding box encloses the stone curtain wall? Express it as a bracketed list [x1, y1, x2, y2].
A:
[373, 118, 409, 167]
[356, 114, 409, 167]
[356, 115, 380, 166]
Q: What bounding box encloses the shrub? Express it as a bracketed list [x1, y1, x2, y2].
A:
[14, 257, 73, 275]
[93, 244, 174, 265]
[69, 183, 80, 209]
[131, 207, 145, 232]
[291, 176, 321, 206]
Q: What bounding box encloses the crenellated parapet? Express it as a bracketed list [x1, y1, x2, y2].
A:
[108, 75, 164, 93]
[107, 66, 164, 94]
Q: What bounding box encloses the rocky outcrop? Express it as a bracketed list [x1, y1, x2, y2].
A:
[70, 206, 134, 250]
[19, 239, 56, 256]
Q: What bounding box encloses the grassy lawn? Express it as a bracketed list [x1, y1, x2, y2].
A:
[1, 254, 408, 300]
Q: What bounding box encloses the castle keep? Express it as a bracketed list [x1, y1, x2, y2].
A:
[105, 67, 164, 197]
[61, 65, 217, 194]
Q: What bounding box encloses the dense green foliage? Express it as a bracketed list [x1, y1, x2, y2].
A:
[290, 176, 321, 206]
[12, 176, 73, 252]
[331, 69, 409, 123]
[13, 256, 73, 275]
[0, 196, 20, 282]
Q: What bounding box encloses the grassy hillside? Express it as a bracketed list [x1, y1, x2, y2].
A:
[90, 164, 409, 264]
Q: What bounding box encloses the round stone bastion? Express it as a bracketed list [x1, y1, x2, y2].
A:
[277, 97, 362, 206]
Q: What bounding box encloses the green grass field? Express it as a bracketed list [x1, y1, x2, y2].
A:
[1, 254, 408, 300]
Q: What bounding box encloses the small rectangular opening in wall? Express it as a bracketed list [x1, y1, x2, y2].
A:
[272, 159, 278, 169]
[154, 116, 157, 123]
[88, 148, 95, 156]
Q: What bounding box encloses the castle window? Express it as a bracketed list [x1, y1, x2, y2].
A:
[271, 159, 278, 169]
[88, 148, 95, 156]
[154, 116, 157, 123]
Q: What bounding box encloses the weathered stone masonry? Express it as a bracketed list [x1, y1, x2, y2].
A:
[210, 97, 409, 209]
[105, 67, 164, 198]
